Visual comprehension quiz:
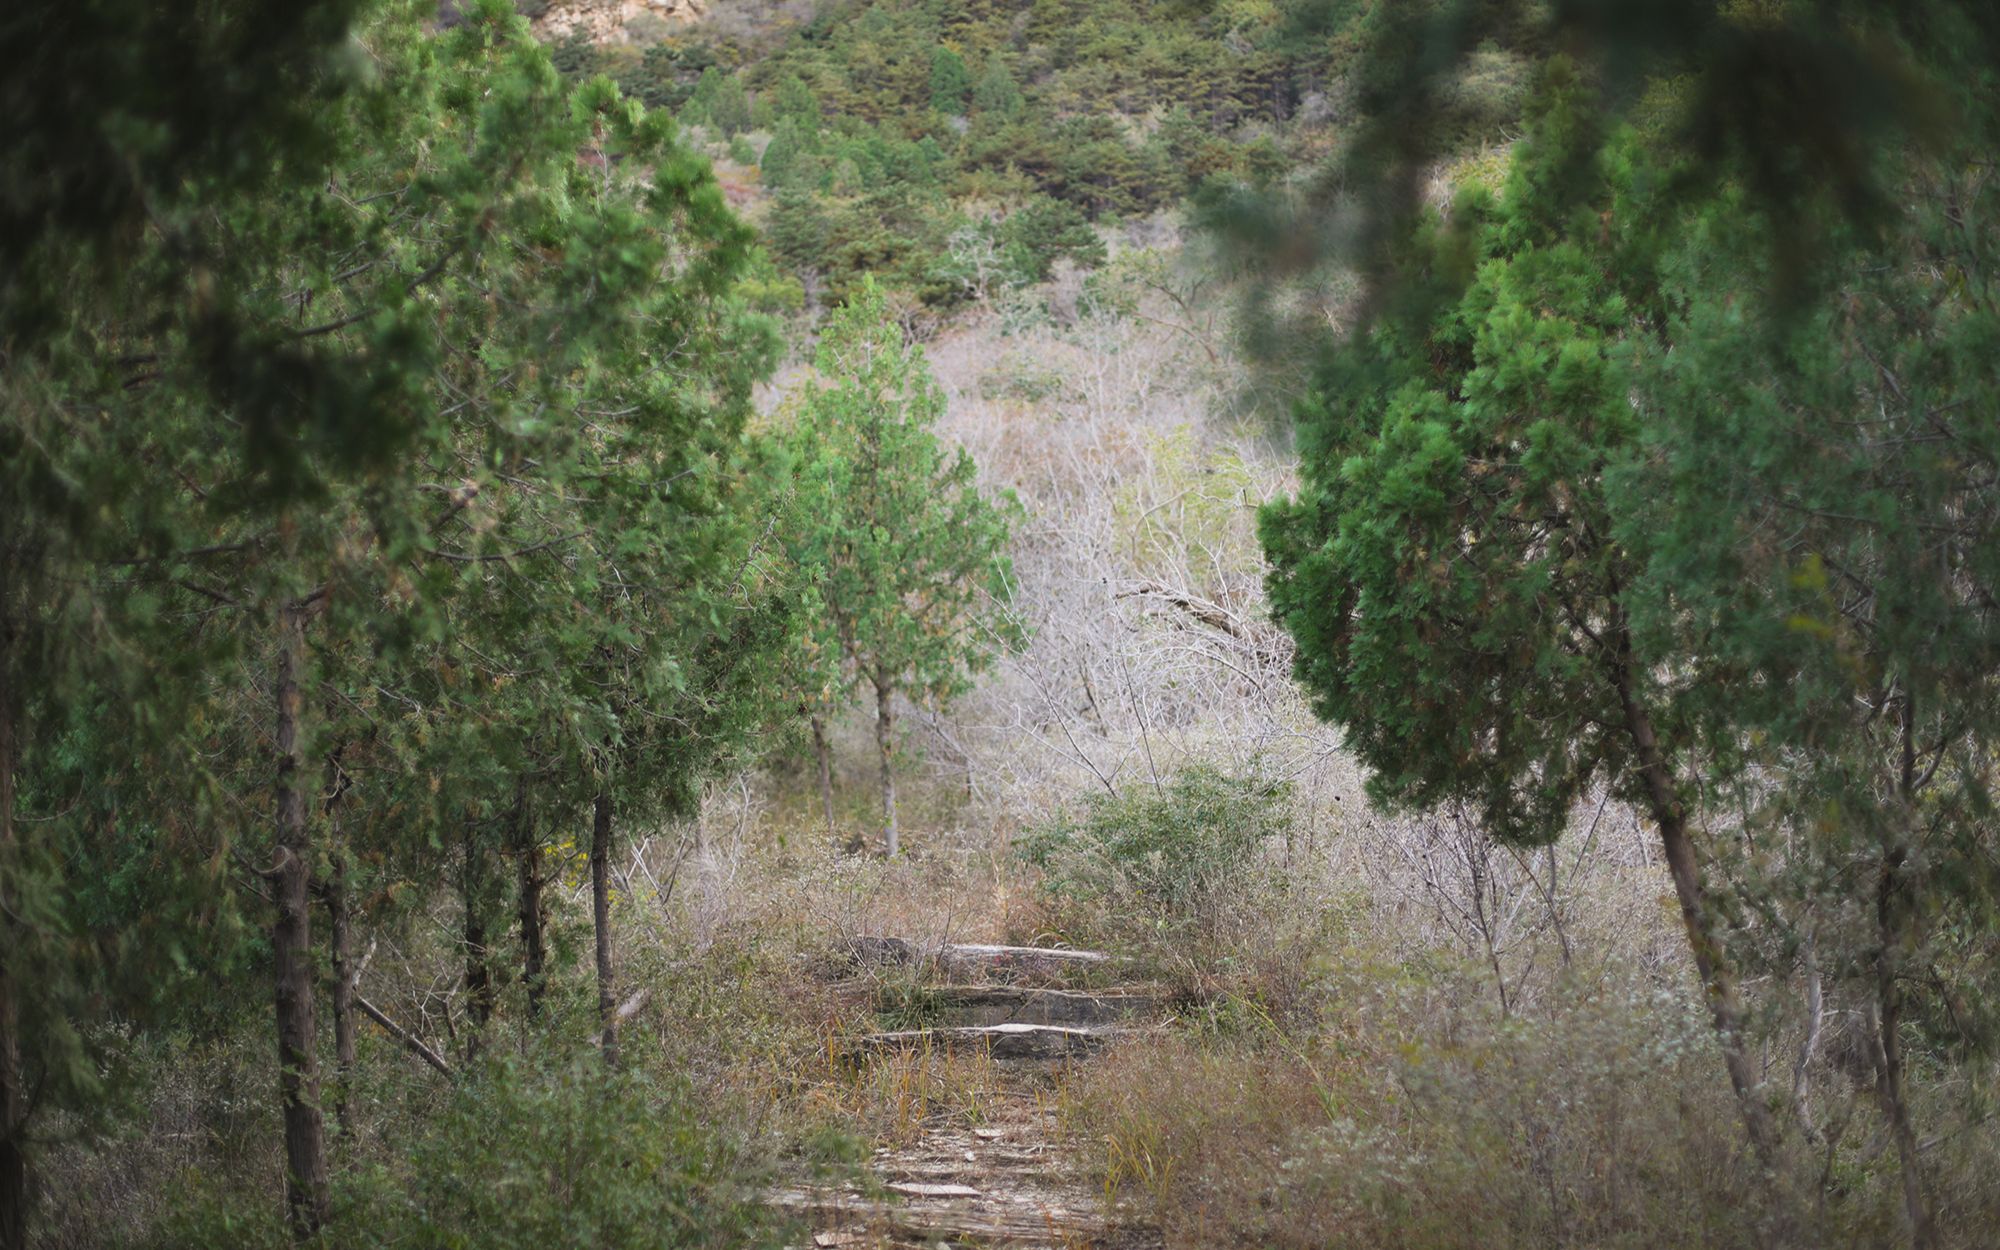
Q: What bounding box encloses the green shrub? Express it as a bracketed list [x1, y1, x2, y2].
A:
[1018, 766, 1289, 935]
[150, 1055, 791, 1250]
[998, 196, 1106, 285]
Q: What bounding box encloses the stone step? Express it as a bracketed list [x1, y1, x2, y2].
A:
[774, 1185, 1111, 1248]
[851, 1022, 1126, 1062]
[925, 984, 1160, 1029]
[849, 936, 1116, 984]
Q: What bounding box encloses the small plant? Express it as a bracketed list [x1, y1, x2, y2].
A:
[1017, 766, 1289, 946]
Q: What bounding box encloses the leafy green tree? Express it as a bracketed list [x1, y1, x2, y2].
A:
[998, 196, 1106, 284]
[685, 65, 753, 138]
[1263, 49, 2000, 1241]
[772, 72, 823, 132]
[970, 53, 1024, 118]
[1615, 142, 2000, 1247]
[3, 0, 794, 1236]
[760, 118, 811, 190]
[766, 188, 835, 275]
[783, 281, 1024, 854]
[1259, 68, 1793, 1169]
[928, 46, 971, 115]
[0, 0, 494, 1231]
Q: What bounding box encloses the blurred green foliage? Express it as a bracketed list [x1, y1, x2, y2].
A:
[151, 1055, 792, 1250]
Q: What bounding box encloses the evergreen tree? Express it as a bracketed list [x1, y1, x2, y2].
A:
[1262, 51, 2000, 1238]
[760, 118, 810, 190]
[1, 0, 794, 1235]
[773, 72, 823, 132]
[685, 65, 753, 138]
[783, 281, 1024, 854]
[1260, 67, 1792, 1171]
[928, 46, 971, 115]
[971, 53, 1024, 118]
[998, 196, 1106, 284]
[1618, 138, 2000, 1247]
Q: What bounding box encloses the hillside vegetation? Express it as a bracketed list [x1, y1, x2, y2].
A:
[3, 2, 1999, 1249]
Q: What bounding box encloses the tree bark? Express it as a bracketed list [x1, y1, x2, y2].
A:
[460, 816, 493, 1062]
[811, 710, 836, 834]
[326, 848, 356, 1144]
[591, 788, 618, 1068]
[272, 598, 329, 1237]
[1610, 621, 1782, 1169]
[514, 782, 546, 1022]
[0, 670, 27, 1250]
[1878, 695, 1935, 1250]
[873, 675, 898, 857]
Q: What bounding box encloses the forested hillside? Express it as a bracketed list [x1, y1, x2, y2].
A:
[4, 2, 1999, 1248]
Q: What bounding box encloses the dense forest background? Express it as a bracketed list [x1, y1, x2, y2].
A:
[3, 0, 1999, 1247]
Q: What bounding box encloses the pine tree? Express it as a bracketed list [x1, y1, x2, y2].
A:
[783, 281, 1024, 854]
[760, 118, 810, 190]
[971, 53, 1025, 118]
[929, 46, 971, 115]
[685, 65, 753, 138]
[0, 0, 797, 1234]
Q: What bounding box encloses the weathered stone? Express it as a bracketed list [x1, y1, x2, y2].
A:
[847, 935, 1115, 984]
[531, 0, 707, 46]
[930, 985, 1159, 1028]
[854, 1022, 1124, 1061]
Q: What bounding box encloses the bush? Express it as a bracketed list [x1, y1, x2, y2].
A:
[1017, 766, 1289, 945]
[1067, 976, 1779, 1250]
[998, 196, 1106, 285]
[150, 1055, 791, 1250]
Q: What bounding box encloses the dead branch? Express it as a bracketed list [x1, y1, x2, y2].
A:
[356, 994, 455, 1078]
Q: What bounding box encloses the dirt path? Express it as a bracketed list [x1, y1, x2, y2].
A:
[781, 943, 1161, 1249]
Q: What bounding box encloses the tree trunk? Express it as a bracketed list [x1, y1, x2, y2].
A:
[1878, 697, 1935, 1250]
[811, 711, 836, 834]
[1610, 622, 1782, 1169]
[873, 676, 898, 857]
[326, 848, 356, 1144]
[461, 817, 493, 1062]
[515, 783, 546, 1022]
[272, 599, 329, 1237]
[0, 675, 27, 1250]
[591, 788, 618, 1068]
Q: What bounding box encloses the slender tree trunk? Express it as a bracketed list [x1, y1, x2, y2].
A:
[1876, 848, 1930, 1249]
[514, 783, 546, 1022]
[1878, 696, 1935, 1250]
[326, 848, 356, 1143]
[460, 816, 493, 1062]
[873, 675, 898, 857]
[0, 678, 28, 1250]
[1791, 930, 1825, 1140]
[591, 788, 618, 1068]
[272, 599, 329, 1236]
[1610, 622, 1782, 1168]
[810, 711, 836, 834]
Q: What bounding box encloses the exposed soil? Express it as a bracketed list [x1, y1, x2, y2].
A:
[780, 942, 1164, 1250]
